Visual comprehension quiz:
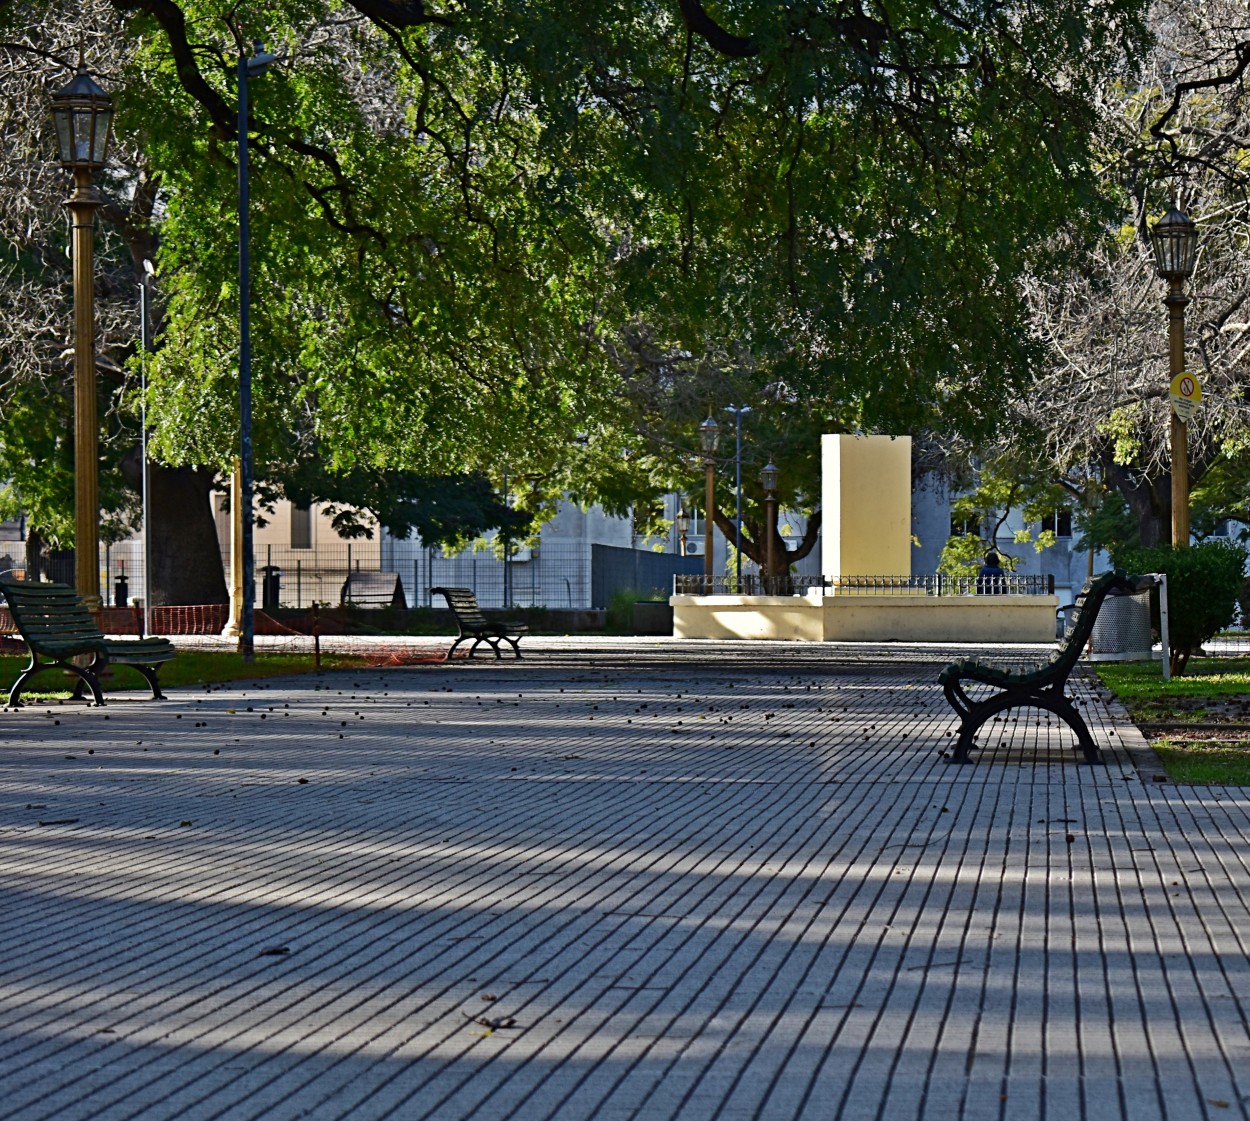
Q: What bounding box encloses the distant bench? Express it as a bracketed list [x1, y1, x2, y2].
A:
[938, 570, 1143, 764]
[0, 578, 176, 706]
[433, 587, 527, 660]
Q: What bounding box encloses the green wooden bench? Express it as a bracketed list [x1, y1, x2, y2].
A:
[0, 578, 176, 706]
[939, 570, 1144, 764]
[433, 587, 528, 659]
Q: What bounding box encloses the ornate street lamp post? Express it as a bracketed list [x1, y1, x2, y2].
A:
[676, 508, 689, 558]
[724, 405, 751, 591]
[1150, 205, 1198, 549]
[51, 66, 113, 608]
[699, 415, 721, 590]
[761, 460, 779, 592]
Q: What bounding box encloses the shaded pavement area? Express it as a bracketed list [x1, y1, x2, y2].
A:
[0, 637, 1248, 1120]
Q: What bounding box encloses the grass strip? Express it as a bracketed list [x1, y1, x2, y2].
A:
[0, 650, 372, 697]
[1094, 658, 1250, 702]
[1153, 741, 1250, 786]
[1096, 659, 1250, 785]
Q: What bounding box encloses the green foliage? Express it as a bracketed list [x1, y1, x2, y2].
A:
[937, 445, 1077, 575]
[1114, 542, 1248, 674]
[1073, 491, 1140, 556]
[606, 586, 664, 631]
[134, 0, 1153, 483]
[1191, 456, 1250, 542]
[276, 466, 530, 549]
[4, 0, 1156, 574]
[938, 534, 993, 579]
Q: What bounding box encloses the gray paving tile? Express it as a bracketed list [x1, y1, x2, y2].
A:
[0, 643, 1248, 1120]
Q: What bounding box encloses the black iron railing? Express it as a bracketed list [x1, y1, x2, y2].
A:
[672, 573, 1056, 597]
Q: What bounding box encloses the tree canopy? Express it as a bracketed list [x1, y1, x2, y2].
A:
[1, 0, 1156, 585]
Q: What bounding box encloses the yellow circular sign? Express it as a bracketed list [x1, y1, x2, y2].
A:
[1171, 373, 1202, 421]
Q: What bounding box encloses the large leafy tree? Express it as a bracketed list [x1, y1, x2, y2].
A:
[2, 0, 1154, 598]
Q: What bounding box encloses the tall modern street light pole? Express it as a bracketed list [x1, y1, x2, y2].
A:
[139, 259, 154, 636]
[51, 65, 114, 609]
[724, 405, 751, 590]
[1150, 205, 1199, 549]
[237, 41, 277, 661]
[699, 416, 721, 590]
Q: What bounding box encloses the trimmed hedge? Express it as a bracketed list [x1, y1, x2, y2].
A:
[1114, 541, 1247, 675]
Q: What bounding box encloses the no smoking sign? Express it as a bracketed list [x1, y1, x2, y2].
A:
[1170, 372, 1203, 422]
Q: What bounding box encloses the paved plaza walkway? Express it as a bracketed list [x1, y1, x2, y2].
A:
[0, 638, 1248, 1120]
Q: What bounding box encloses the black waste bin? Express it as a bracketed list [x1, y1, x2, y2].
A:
[113, 573, 129, 608]
[261, 565, 281, 611]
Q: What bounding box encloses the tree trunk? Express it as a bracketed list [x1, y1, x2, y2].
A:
[708, 505, 822, 593]
[24, 528, 44, 582]
[121, 451, 227, 606]
[1104, 460, 1169, 547]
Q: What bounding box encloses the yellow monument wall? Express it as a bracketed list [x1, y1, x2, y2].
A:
[822, 434, 912, 578]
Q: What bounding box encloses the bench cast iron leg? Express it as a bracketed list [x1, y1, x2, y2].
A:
[126, 664, 166, 700]
[10, 660, 104, 707]
[944, 688, 1100, 765]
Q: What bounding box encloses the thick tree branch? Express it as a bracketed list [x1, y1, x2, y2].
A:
[675, 0, 758, 58]
[109, 0, 234, 136]
[346, 0, 451, 29]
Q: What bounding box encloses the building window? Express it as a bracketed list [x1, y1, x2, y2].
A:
[950, 513, 981, 538]
[1042, 509, 1073, 538]
[291, 504, 312, 549]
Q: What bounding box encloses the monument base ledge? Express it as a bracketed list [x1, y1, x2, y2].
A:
[670, 592, 1059, 643]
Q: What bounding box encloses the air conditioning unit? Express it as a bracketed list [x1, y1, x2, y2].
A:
[510, 545, 535, 562]
[684, 541, 702, 556]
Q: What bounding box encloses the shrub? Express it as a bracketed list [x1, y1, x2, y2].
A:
[1114, 540, 1247, 675]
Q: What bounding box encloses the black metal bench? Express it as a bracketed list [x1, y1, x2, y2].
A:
[938, 570, 1143, 764]
[0, 578, 176, 706]
[433, 587, 528, 659]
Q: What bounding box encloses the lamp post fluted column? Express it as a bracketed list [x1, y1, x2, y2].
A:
[761, 461, 778, 593]
[69, 170, 102, 607]
[1166, 279, 1190, 548]
[724, 405, 751, 592]
[699, 415, 721, 592]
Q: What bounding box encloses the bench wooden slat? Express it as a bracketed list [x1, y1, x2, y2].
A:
[0, 578, 176, 706]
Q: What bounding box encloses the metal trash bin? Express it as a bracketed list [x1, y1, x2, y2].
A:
[260, 565, 281, 611]
[1085, 588, 1154, 662]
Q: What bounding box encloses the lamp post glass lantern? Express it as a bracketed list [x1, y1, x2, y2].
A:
[699, 415, 720, 588]
[52, 70, 113, 168]
[51, 66, 113, 608]
[1151, 207, 1198, 281]
[1150, 204, 1198, 548]
[676, 508, 689, 557]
